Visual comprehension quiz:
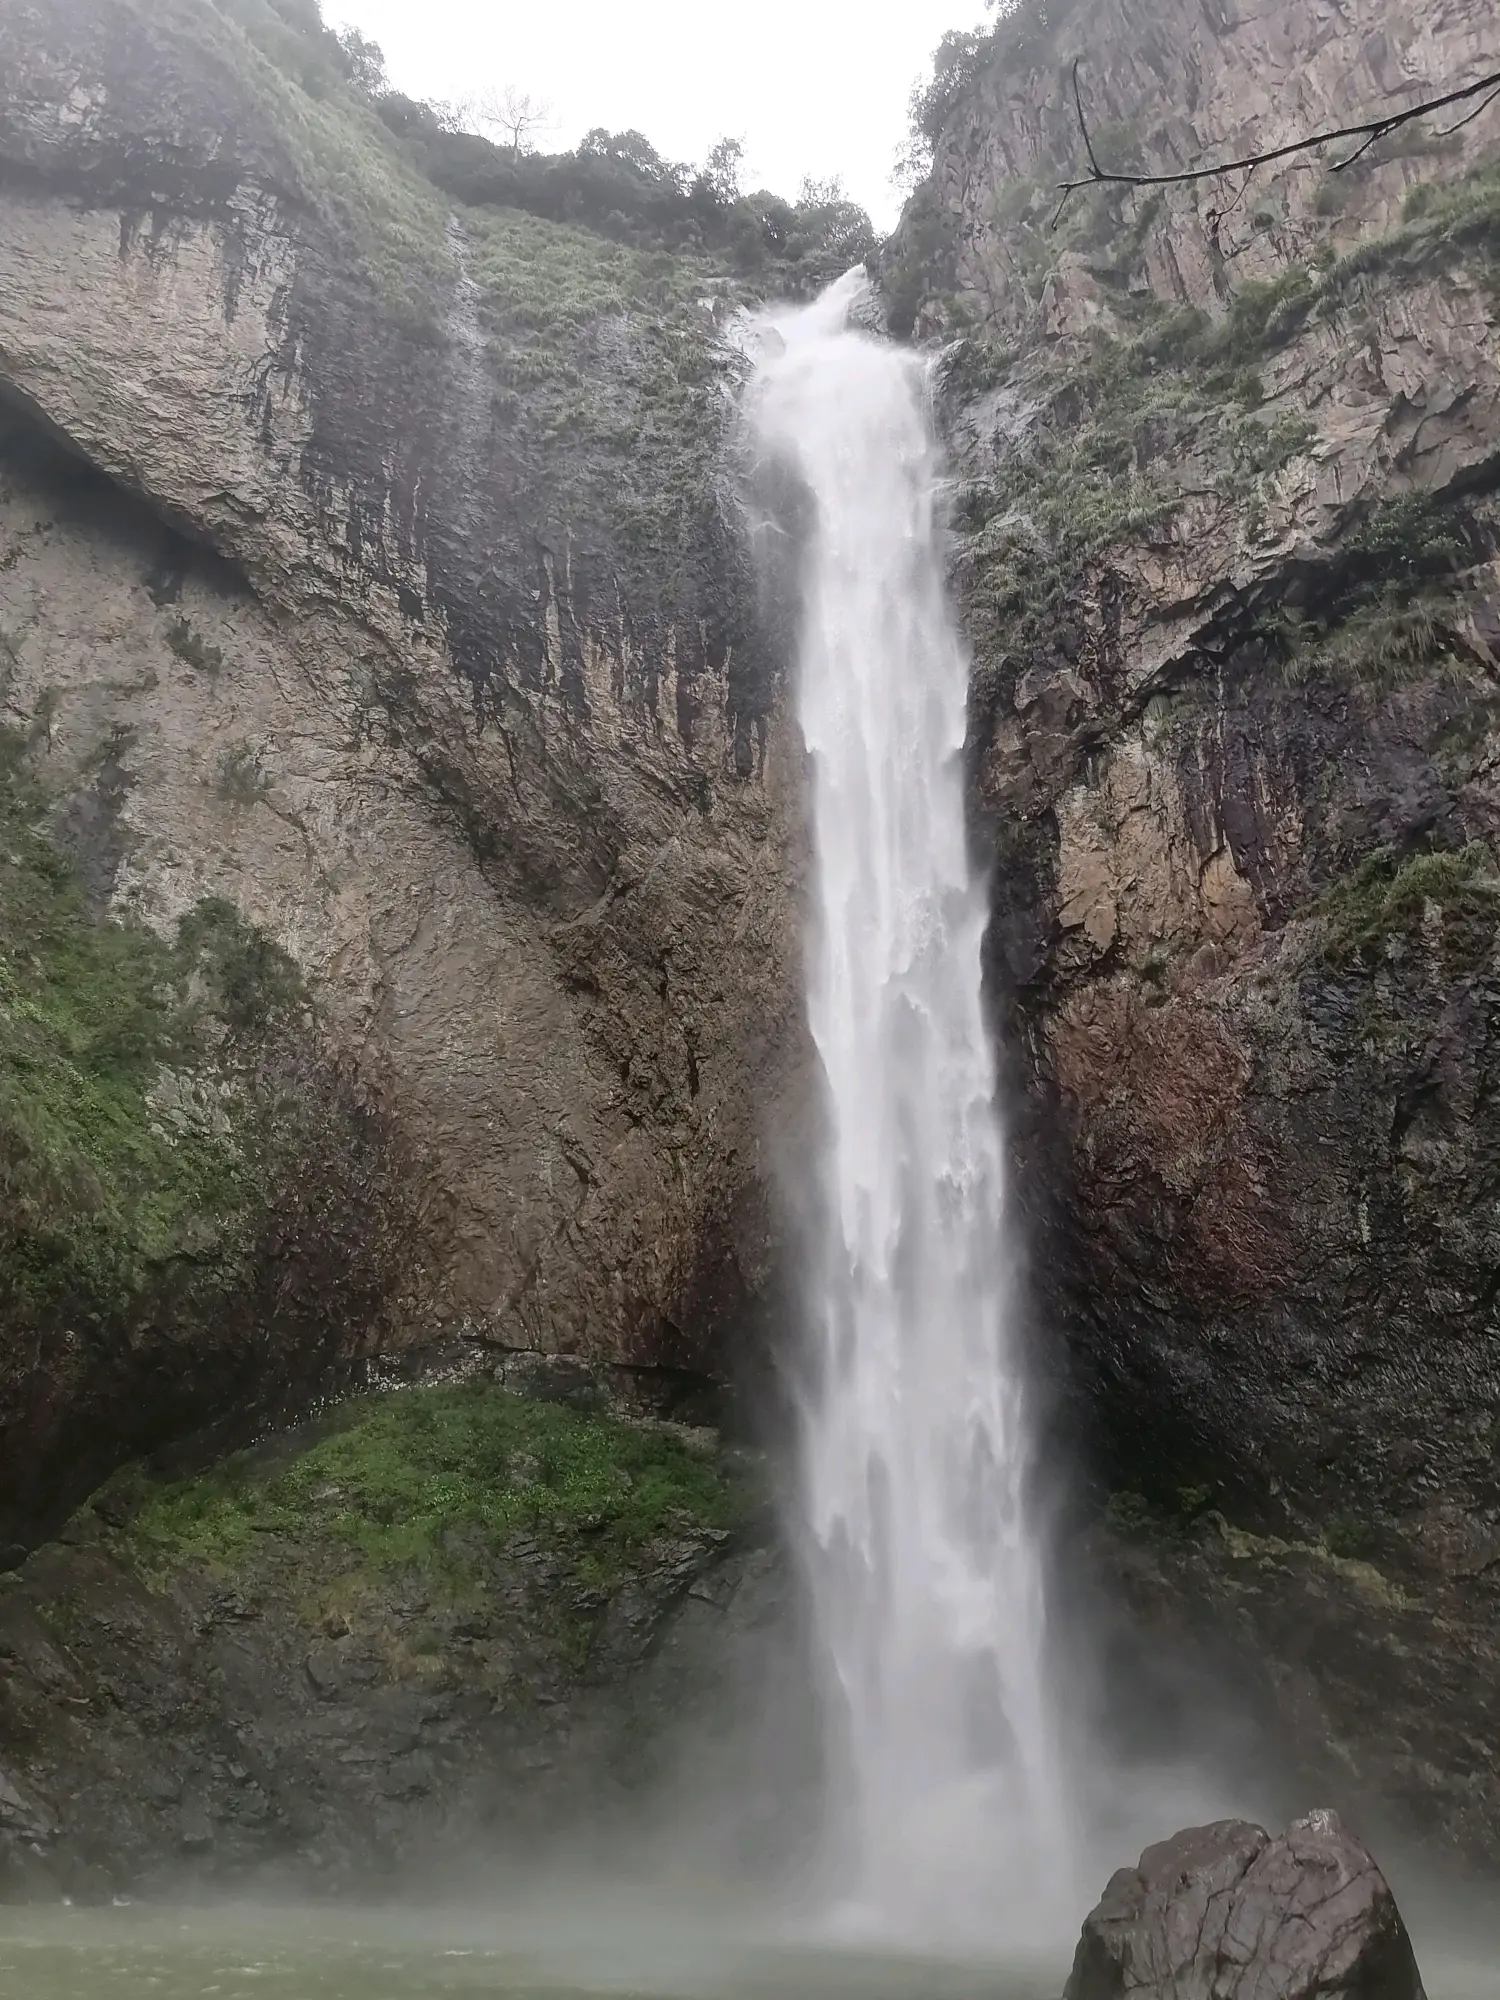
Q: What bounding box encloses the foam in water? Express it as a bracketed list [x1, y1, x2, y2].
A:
[747, 271, 1073, 1950]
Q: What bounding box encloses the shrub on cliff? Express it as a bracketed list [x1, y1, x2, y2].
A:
[377, 98, 878, 281]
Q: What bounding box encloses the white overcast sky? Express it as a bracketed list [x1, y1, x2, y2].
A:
[328, 0, 987, 230]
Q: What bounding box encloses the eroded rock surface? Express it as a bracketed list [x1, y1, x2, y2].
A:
[1064, 1812, 1426, 2000]
[0, 0, 808, 1542]
[892, 0, 1500, 1861]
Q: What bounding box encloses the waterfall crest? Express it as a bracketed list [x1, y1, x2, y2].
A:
[748, 271, 1072, 1949]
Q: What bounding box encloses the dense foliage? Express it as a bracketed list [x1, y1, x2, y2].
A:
[379, 101, 878, 282]
[224, 0, 878, 288]
[907, 0, 1080, 162]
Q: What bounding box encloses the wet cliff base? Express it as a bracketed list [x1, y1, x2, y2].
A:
[0, 1366, 809, 1903]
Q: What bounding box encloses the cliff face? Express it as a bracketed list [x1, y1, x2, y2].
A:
[0, 0, 806, 1547]
[900, 0, 1500, 1860]
[12, 0, 1500, 1895]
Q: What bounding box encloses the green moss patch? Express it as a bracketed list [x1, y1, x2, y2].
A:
[1316, 843, 1500, 970]
[1102, 1489, 1408, 1607]
[119, 1379, 753, 1592]
[0, 732, 306, 1324]
[1103, 1485, 1216, 1542]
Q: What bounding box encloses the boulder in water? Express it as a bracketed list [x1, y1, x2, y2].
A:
[1062, 1810, 1426, 2000]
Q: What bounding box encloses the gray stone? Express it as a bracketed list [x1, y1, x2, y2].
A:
[1064, 1812, 1427, 2000]
[493, 1352, 607, 1410]
[0, 1769, 52, 1839]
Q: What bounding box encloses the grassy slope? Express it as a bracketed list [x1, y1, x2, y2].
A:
[115, 1377, 754, 1599]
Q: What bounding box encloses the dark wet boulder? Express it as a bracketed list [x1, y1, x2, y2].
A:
[1063, 1811, 1427, 2000]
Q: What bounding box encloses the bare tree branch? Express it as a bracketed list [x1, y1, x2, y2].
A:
[1203, 165, 1258, 261]
[1073, 60, 1104, 180]
[461, 86, 556, 162]
[1051, 57, 1500, 225]
[1434, 83, 1500, 140]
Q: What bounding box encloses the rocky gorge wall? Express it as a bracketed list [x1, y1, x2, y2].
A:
[9, 0, 1500, 1908]
[0, 0, 810, 1553]
[897, 0, 1500, 1866]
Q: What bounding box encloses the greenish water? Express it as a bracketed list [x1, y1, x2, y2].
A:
[0, 1908, 1056, 2000]
[0, 1904, 1494, 2000]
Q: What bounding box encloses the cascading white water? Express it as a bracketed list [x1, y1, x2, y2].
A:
[749, 271, 1072, 1949]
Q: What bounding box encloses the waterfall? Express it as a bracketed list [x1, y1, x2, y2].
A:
[748, 271, 1072, 1950]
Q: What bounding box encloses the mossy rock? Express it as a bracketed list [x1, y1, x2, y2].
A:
[1316, 843, 1500, 972]
[0, 725, 414, 1548]
[110, 1377, 757, 1604]
[0, 728, 306, 1322]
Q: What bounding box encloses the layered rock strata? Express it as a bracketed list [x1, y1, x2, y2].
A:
[894, 0, 1500, 1860]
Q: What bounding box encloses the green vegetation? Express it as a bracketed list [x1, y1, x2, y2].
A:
[1336, 154, 1500, 292]
[192, 0, 875, 299]
[391, 105, 879, 286]
[120, 1378, 751, 1593]
[1103, 1489, 1157, 1537]
[463, 205, 723, 425]
[1105, 1488, 1404, 1604]
[1104, 1485, 1217, 1541]
[909, 29, 993, 160]
[1274, 585, 1464, 691]
[0, 729, 305, 1324]
[1345, 491, 1471, 579]
[909, 1, 1083, 161]
[1265, 494, 1475, 691]
[177, 895, 308, 1032]
[455, 204, 737, 611]
[953, 326, 1313, 668]
[1321, 1510, 1378, 1560]
[1316, 843, 1500, 970]
[884, 183, 962, 339]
